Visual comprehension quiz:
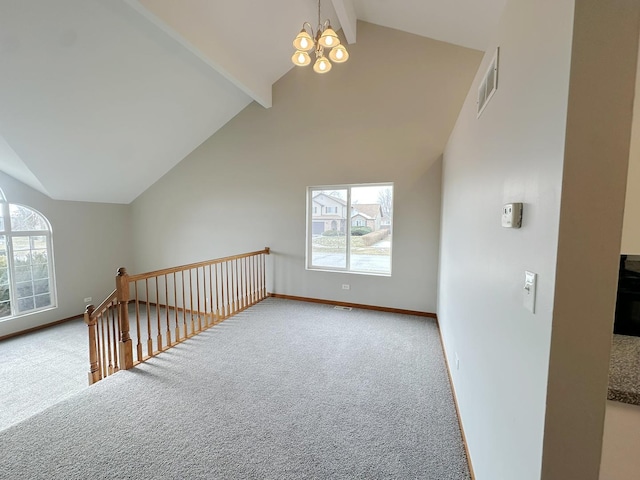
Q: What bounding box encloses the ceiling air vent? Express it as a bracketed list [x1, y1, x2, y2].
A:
[477, 47, 499, 118]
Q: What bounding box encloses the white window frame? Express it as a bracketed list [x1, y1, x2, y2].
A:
[0, 199, 57, 320]
[306, 183, 393, 276]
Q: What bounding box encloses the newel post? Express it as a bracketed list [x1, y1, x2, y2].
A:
[84, 304, 101, 385]
[116, 267, 134, 370]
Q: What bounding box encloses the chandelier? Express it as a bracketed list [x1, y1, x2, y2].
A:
[291, 0, 349, 74]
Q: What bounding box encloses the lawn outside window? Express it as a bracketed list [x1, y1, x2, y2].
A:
[307, 183, 393, 275]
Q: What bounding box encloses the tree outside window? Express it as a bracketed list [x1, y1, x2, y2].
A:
[0, 190, 56, 319]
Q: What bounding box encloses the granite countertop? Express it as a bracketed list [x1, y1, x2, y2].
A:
[608, 334, 640, 405]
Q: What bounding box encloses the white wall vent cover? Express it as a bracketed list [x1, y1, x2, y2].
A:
[477, 47, 499, 118]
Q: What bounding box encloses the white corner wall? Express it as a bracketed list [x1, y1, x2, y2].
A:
[439, 0, 639, 478]
[0, 172, 132, 338]
[439, 1, 573, 476]
[130, 22, 482, 313]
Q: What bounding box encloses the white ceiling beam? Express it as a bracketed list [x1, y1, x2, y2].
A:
[124, 0, 272, 108]
[331, 0, 357, 44]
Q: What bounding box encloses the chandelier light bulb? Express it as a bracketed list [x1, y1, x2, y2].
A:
[291, 50, 311, 67]
[318, 26, 339, 49]
[313, 55, 332, 74]
[329, 44, 349, 64]
[293, 29, 314, 52]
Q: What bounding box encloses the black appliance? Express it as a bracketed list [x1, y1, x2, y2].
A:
[614, 255, 640, 337]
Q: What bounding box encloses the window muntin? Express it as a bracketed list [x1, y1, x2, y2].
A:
[10, 204, 49, 231]
[0, 194, 56, 320]
[307, 183, 393, 275]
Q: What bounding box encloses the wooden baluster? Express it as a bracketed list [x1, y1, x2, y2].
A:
[155, 276, 162, 351]
[231, 260, 235, 315]
[145, 278, 152, 357]
[189, 268, 195, 334]
[84, 305, 101, 385]
[181, 271, 187, 336]
[263, 248, 270, 298]
[196, 267, 202, 332]
[111, 305, 119, 372]
[238, 258, 243, 310]
[257, 254, 261, 301]
[209, 265, 216, 325]
[234, 259, 239, 313]
[230, 259, 234, 313]
[245, 257, 250, 306]
[105, 311, 113, 375]
[214, 263, 220, 322]
[173, 272, 180, 341]
[224, 261, 231, 318]
[134, 282, 142, 362]
[246, 256, 250, 308]
[100, 314, 107, 378]
[165, 274, 171, 346]
[259, 252, 264, 299]
[252, 255, 257, 304]
[253, 257, 257, 303]
[242, 257, 247, 309]
[115, 267, 134, 369]
[258, 254, 263, 300]
[239, 258, 243, 310]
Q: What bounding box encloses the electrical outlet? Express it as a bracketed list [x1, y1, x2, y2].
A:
[455, 352, 460, 370]
[342, 284, 350, 290]
[84, 297, 92, 303]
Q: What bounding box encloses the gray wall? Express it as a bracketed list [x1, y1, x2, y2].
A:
[0, 172, 132, 337]
[439, 0, 639, 478]
[131, 22, 482, 313]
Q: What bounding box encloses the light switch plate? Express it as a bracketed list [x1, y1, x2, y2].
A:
[502, 203, 523, 228]
[524, 271, 537, 313]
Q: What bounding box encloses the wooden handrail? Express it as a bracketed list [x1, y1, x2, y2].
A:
[91, 289, 117, 317]
[86, 248, 271, 385]
[127, 248, 270, 282]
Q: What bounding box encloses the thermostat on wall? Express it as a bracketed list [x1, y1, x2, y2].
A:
[502, 203, 523, 228]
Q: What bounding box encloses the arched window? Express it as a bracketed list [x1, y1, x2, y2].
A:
[0, 189, 56, 319]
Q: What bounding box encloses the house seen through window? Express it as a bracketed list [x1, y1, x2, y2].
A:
[307, 183, 393, 275]
[0, 189, 56, 319]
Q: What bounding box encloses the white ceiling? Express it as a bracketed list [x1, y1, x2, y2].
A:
[0, 0, 506, 204]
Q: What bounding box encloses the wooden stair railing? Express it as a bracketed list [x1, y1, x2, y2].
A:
[84, 248, 270, 385]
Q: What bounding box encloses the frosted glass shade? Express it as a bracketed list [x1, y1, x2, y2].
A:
[329, 45, 349, 63]
[313, 55, 332, 74]
[318, 27, 339, 48]
[293, 30, 314, 51]
[292, 50, 311, 67]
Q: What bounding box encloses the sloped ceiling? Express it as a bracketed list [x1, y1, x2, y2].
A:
[0, 0, 505, 204]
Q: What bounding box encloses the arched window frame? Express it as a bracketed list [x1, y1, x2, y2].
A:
[0, 190, 57, 320]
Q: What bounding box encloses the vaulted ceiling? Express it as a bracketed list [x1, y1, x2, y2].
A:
[0, 0, 505, 203]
